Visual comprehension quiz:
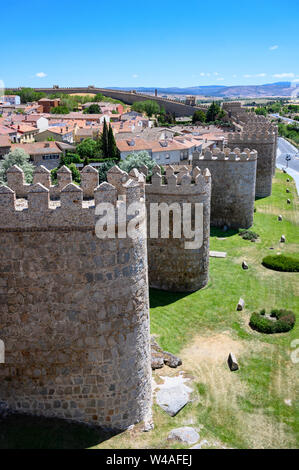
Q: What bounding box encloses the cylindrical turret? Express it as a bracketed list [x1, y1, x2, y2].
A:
[0, 167, 151, 430]
[192, 147, 257, 228]
[143, 165, 211, 292]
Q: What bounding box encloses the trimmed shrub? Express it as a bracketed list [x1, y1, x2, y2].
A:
[249, 309, 296, 334]
[262, 254, 299, 272]
[238, 229, 259, 241]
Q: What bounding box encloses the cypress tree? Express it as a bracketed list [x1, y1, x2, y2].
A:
[101, 119, 109, 158]
[108, 124, 120, 160]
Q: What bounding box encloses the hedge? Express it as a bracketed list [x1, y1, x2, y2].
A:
[239, 229, 259, 241]
[262, 254, 299, 272]
[249, 309, 296, 334]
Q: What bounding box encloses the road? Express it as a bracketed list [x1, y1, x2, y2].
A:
[276, 137, 299, 193]
[270, 113, 299, 125]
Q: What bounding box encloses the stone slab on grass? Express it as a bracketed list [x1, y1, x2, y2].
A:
[155, 374, 193, 417]
[209, 251, 227, 258]
[167, 427, 199, 445]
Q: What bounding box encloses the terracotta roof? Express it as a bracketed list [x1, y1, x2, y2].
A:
[0, 125, 17, 135]
[11, 124, 38, 133]
[117, 138, 152, 152]
[11, 142, 63, 155]
[0, 135, 11, 147]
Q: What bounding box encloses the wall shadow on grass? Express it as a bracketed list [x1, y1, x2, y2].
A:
[210, 227, 239, 238]
[149, 288, 191, 308]
[0, 413, 119, 449]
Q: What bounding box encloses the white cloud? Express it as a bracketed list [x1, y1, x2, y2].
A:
[243, 73, 267, 78]
[200, 72, 205, 76]
[269, 45, 278, 50]
[232, 74, 237, 78]
[36, 72, 47, 78]
[216, 77, 224, 81]
[132, 74, 139, 78]
[291, 78, 299, 83]
[273, 73, 295, 78]
[213, 72, 219, 76]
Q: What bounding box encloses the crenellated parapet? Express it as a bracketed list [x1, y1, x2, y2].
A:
[6, 164, 101, 200]
[144, 164, 211, 196]
[192, 146, 257, 229]
[194, 147, 257, 162]
[0, 167, 142, 231]
[228, 130, 276, 144]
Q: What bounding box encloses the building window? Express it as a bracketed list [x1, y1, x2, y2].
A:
[165, 154, 170, 160]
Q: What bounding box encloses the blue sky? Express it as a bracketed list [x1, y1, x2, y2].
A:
[1, 0, 299, 88]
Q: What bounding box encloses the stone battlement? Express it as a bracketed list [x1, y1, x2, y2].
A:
[0, 166, 142, 231]
[144, 164, 211, 195]
[194, 147, 257, 162]
[6, 164, 100, 199]
[228, 131, 276, 144]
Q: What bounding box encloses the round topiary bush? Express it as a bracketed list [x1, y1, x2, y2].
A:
[262, 254, 299, 272]
[249, 309, 296, 334]
[238, 229, 259, 241]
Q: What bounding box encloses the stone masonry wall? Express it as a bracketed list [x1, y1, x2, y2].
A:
[192, 147, 257, 229]
[227, 131, 275, 198]
[0, 169, 152, 430]
[7, 164, 100, 200]
[140, 165, 211, 293]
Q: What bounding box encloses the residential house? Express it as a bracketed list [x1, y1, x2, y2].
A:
[38, 98, 61, 113]
[24, 115, 49, 132]
[10, 123, 39, 143]
[0, 135, 12, 157]
[10, 141, 75, 169]
[0, 95, 21, 106]
[35, 125, 74, 144]
[0, 125, 18, 143]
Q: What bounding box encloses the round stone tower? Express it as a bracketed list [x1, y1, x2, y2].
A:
[141, 165, 211, 293]
[228, 129, 275, 198]
[0, 165, 152, 430]
[192, 147, 257, 229]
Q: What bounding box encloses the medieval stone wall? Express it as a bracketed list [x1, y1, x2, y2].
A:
[227, 130, 275, 198]
[140, 166, 211, 292]
[0, 166, 152, 430]
[192, 147, 257, 228]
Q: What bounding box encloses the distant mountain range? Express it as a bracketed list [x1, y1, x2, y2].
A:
[109, 82, 299, 98]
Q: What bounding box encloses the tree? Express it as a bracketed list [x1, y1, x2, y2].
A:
[83, 104, 102, 114]
[77, 138, 97, 159]
[51, 162, 81, 185]
[108, 124, 120, 160]
[0, 148, 34, 184]
[206, 101, 221, 122]
[255, 107, 267, 116]
[119, 151, 156, 175]
[98, 160, 116, 184]
[16, 88, 46, 104]
[101, 119, 109, 159]
[192, 110, 206, 124]
[132, 100, 160, 117]
[50, 105, 70, 114]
